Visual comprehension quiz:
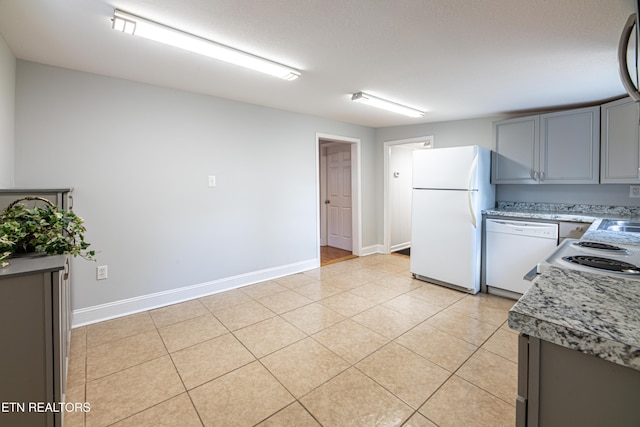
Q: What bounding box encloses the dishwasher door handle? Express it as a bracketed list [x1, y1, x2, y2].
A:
[491, 220, 552, 228]
[523, 266, 539, 282]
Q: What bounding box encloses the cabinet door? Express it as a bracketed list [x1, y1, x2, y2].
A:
[0, 272, 55, 427]
[540, 106, 600, 184]
[492, 116, 539, 184]
[53, 256, 71, 408]
[601, 97, 640, 183]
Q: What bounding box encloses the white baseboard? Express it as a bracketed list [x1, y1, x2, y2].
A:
[390, 242, 410, 252]
[72, 258, 319, 327]
[359, 244, 384, 256]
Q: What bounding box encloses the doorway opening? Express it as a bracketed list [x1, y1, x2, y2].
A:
[383, 136, 433, 256]
[320, 246, 357, 266]
[317, 133, 361, 266]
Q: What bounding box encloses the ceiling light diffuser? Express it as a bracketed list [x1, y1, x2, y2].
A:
[112, 9, 301, 81]
[351, 92, 424, 117]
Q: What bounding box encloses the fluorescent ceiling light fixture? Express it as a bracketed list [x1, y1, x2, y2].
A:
[351, 92, 424, 117]
[112, 9, 301, 81]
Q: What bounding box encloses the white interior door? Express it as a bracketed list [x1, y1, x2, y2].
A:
[327, 145, 352, 251]
[383, 136, 433, 254]
[389, 145, 414, 251]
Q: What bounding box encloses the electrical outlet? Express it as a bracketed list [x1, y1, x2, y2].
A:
[97, 265, 108, 280]
[630, 185, 640, 198]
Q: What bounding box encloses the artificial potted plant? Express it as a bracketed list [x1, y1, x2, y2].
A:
[0, 196, 95, 267]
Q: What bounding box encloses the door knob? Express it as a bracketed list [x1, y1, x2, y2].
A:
[324, 200, 330, 204]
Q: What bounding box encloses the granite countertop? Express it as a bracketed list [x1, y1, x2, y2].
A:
[484, 208, 602, 223]
[581, 218, 640, 246]
[484, 202, 640, 223]
[509, 266, 640, 370]
[498, 202, 640, 370]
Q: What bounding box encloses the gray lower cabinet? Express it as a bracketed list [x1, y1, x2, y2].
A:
[517, 334, 640, 427]
[0, 256, 71, 427]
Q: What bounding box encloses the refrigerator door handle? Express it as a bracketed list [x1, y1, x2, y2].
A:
[467, 153, 479, 228]
[618, 13, 640, 102]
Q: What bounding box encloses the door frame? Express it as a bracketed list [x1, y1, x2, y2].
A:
[383, 136, 432, 254]
[316, 133, 362, 260]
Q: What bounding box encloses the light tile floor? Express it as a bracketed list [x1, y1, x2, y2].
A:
[65, 254, 518, 427]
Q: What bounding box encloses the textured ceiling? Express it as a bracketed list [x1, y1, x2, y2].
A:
[0, 0, 636, 127]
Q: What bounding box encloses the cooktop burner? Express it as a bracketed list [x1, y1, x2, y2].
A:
[562, 255, 640, 274]
[572, 241, 631, 253]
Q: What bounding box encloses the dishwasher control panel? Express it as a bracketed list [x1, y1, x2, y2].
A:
[486, 219, 559, 239]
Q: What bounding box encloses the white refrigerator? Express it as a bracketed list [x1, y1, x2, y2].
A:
[410, 145, 495, 294]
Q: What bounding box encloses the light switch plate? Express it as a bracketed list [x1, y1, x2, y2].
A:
[424, 135, 434, 148]
[208, 176, 216, 187]
[630, 185, 640, 198]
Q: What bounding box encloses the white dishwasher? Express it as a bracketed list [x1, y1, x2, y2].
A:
[485, 219, 558, 295]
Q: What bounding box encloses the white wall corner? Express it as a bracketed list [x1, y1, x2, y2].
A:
[359, 244, 385, 256]
[0, 33, 16, 188]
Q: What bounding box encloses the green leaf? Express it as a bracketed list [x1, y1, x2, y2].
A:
[0, 199, 96, 263]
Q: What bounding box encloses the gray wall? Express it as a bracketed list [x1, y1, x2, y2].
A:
[8, 59, 640, 324]
[376, 117, 496, 151]
[0, 34, 14, 187]
[14, 61, 376, 322]
[375, 118, 498, 243]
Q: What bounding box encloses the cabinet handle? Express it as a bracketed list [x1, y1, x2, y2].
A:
[531, 170, 538, 181]
[539, 171, 545, 181]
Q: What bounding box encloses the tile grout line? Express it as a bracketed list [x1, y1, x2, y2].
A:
[72, 256, 515, 426]
[238, 266, 453, 424]
[83, 323, 196, 425]
[414, 319, 518, 416]
[253, 261, 455, 423]
[235, 267, 415, 424]
[382, 294, 517, 421]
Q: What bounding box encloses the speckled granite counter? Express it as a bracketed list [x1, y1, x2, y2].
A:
[484, 201, 640, 223]
[497, 202, 640, 370]
[581, 218, 640, 246]
[485, 208, 601, 223]
[508, 265, 640, 370]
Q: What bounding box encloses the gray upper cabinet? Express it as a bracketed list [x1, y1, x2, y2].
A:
[492, 106, 600, 184]
[492, 116, 539, 184]
[600, 97, 640, 184]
